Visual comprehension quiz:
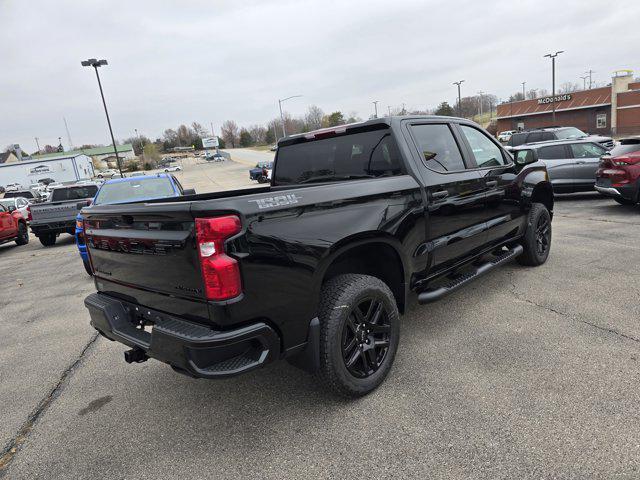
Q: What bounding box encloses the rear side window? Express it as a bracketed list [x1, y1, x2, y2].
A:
[509, 133, 527, 146]
[273, 129, 402, 185]
[610, 143, 640, 156]
[527, 132, 543, 143]
[459, 125, 507, 167]
[570, 143, 606, 158]
[541, 132, 556, 141]
[410, 124, 465, 172]
[51, 185, 98, 202]
[538, 145, 567, 160]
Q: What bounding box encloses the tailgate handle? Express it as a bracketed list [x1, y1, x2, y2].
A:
[486, 180, 498, 188]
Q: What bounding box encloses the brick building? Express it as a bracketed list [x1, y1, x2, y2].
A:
[497, 71, 640, 137]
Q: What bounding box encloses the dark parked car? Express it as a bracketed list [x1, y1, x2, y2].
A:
[82, 116, 554, 397]
[506, 126, 614, 150]
[595, 138, 640, 205]
[511, 139, 609, 193]
[249, 161, 273, 182]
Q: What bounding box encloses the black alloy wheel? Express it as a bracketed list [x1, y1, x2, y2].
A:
[341, 297, 391, 378]
[535, 214, 551, 256]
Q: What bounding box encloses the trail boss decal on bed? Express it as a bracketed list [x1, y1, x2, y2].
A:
[248, 194, 301, 209]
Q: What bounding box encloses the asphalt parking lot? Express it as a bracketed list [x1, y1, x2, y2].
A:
[1, 169, 639, 478]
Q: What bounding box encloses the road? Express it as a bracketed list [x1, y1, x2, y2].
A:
[1, 190, 639, 479]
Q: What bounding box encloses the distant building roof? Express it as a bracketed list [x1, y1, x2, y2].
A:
[0, 151, 18, 164]
[32, 144, 133, 160]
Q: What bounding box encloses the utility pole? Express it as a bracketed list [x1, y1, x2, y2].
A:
[544, 51, 564, 124]
[453, 80, 465, 117]
[478, 91, 484, 116]
[401, 103, 406, 115]
[81, 58, 124, 177]
[34, 137, 41, 154]
[278, 95, 302, 139]
[63, 117, 73, 149]
[210, 122, 215, 137]
[372, 100, 379, 118]
[521, 81, 526, 99]
[585, 69, 594, 89]
[580, 75, 588, 90]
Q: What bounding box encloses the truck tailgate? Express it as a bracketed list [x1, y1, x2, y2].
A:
[31, 201, 85, 224]
[84, 204, 206, 307]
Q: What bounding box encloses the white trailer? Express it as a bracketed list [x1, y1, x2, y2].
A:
[0, 154, 94, 189]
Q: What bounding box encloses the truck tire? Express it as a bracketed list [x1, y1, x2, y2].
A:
[39, 233, 57, 247]
[517, 203, 551, 266]
[15, 222, 29, 245]
[316, 274, 400, 398]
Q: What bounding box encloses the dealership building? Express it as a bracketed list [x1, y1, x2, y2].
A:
[0, 154, 94, 189]
[497, 71, 640, 137]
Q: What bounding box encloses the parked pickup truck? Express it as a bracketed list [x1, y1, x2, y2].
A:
[82, 116, 554, 397]
[30, 183, 98, 246]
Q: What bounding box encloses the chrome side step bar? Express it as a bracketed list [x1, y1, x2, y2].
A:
[417, 244, 523, 304]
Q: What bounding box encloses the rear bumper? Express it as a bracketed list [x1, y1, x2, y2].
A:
[84, 293, 280, 378]
[30, 220, 75, 235]
[595, 182, 637, 201]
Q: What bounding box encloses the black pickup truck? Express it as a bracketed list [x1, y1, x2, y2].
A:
[82, 116, 554, 397]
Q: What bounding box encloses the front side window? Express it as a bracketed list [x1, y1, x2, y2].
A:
[410, 124, 465, 172]
[538, 145, 567, 160]
[460, 125, 507, 168]
[274, 128, 402, 185]
[570, 143, 606, 158]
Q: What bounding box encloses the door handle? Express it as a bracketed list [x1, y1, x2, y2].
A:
[575, 161, 586, 164]
[485, 180, 498, 187]
[431, 190, 449, 200]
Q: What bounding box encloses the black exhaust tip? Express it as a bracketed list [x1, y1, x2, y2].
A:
[124, 348, 149, 364]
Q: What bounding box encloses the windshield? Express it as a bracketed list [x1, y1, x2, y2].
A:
[610, 143, 640, 157]
[3, 191, 33, 199]
[94, 177, 175, 205]
[0, 199, 15, 208]
[555, 127, 587, 140]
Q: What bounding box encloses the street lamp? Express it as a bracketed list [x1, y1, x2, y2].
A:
[521, 81, 526, 99]
[278, 95, 302, 138]
[372, 100, 379, 118]
[453, 80, 465, 117]
[477, 91, 484, 116]
[580, 75, 588, 90]
[81, 58, 123, 177]
[544, 51, 564, 123]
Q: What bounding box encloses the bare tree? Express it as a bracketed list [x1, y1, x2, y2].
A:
[304, 105, 324, 131]
[559, 82, 579, 94]
[191, 121, 208, 138]
[221, 120, 239, 148]
[248, 125, 267, 144]
[526, 89, 538, 100]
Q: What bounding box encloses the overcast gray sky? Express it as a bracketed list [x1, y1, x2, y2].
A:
[1, 0, 638, 152]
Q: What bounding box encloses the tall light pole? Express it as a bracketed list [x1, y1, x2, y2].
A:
[278, 95, 302, 139]
[34, 137, 40, 154]
[81, 58, 123, 177]
[544, 51, 564, 124]
[580, 75, 588, 90]
[521, 81, 526, 99]
[387, 106, 392, 117]
[372, 100, 379, 118]
[585, 69, 594, 89]
[453, 80, 465, 117]
[477, 91, 484, 116]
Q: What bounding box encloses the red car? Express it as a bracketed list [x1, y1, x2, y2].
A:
[0, 201, 29, 247]
[595, 139, 640, 205]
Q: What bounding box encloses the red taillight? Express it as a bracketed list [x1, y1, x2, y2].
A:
[27, 206, 32, 221]
[195, 216, 242, 300]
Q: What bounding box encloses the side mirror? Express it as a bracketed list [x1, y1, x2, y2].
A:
[182, 188, 196, 196]
[7, 205, 16, 213]
[514, 149, 538, 166]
